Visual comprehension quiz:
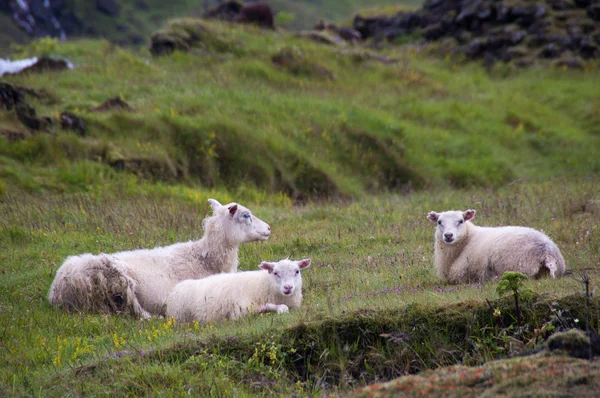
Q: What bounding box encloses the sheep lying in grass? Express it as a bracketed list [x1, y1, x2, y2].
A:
[427, 209, 565, 283]
[48, 199, 271, 318]
[166, 258, 311, 323]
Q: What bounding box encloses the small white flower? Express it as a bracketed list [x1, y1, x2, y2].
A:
[575, 319, 579, 323]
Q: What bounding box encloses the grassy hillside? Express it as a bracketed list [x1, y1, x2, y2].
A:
[0, 0, 413, 55]
[1, 17, 599, 397]
[1, 20, 599, 201]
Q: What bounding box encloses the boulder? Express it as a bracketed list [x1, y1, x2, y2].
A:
[60, 112, 86, 136]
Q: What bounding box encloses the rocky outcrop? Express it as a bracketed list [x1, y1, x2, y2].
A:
[353, 0, 600, 67]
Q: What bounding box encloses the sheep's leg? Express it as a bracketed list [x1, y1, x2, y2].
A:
[258, 303, 289, 314]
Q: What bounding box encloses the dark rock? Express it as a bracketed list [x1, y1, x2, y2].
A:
[547, 0, 569, 10]
[507, 29, 527, 45]
[18, 57, 72, 74]
[463, 37, 488, 57]
[574, 0, 592, 8]
[90, 96, 133, 112]
[16, 103, 53, 131]
[0, 83, 25, 111]
[580, 36, 600, 58]
[203, 1, 243, 21]
[496, 4, 512, 22]
[60, 112, 86, 135]
[423, 23, 446, 40]
[337, 27, 362, 43]
[96, 0, 120, 16]
[353, 15, 397, 40]
[540, 42, 564, 57]
[588, 3, 600, 20]
[233, 2, 275, 30]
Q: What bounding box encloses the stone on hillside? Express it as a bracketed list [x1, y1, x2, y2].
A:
[0, 83, 25, 111]
[19, 57, 73, 74]
[16, 103, 53, 131]
[60, 112, 86, 136]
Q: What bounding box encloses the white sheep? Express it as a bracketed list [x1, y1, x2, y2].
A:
[427, 209, 565, 283]
[48, 199, 271, 318]
[166, 258, 311, 323]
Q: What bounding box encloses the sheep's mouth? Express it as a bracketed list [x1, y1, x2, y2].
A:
[259, 232, 271, 240]
[443, 237, 455, 244]
[282, 290, 293, 296]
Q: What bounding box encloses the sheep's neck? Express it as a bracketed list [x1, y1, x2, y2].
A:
[436, 223, 473, 276]
[192, 240, 239, 276]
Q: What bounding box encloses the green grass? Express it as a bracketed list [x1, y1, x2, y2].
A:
[1, 17, 600, 397]
[2, 20, 599, 200]
[1, 177, 599, 396]
[0, 0, 414, 55]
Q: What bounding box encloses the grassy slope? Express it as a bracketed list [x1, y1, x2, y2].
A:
[1, 17, 599, 397]
[1, 20, 599, 200]
[0, 0, 412, 55]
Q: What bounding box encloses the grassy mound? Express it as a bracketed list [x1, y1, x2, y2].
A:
[354, 354, 600, 397]
[33, 293, 600, 395]
[1, 20, 599, 200]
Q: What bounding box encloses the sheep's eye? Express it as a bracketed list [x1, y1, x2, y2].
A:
[458, 220, 464, 225]
[274, 272, 279, 277]
[438, 220, 442, 225]
[242, 213, 251, 219]
[295, 270, 299, 275]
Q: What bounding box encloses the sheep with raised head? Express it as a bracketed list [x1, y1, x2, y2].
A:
[427, 209, 565, 283]
[48, 199, 271, 318]
[166, 258, 311, 323]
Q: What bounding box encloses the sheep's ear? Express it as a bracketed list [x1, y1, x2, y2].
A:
[260, 262, 275, 273]
[427, 211, 439, 223]
[208, 199, 222, 211]
[463, 209, 476, 221]
[228, 204, 238, 216]
[297, 259, 311, 269]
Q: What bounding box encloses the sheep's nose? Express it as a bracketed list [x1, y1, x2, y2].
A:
[444, 233, 453, 239]
[267, 225, 271, 232]
[283, 284, 292, 292]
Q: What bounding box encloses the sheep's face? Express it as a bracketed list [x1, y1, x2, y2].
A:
[427, 209, 475, 245]
[208, 199, 271, 243]
[260, 258, 311, 296]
